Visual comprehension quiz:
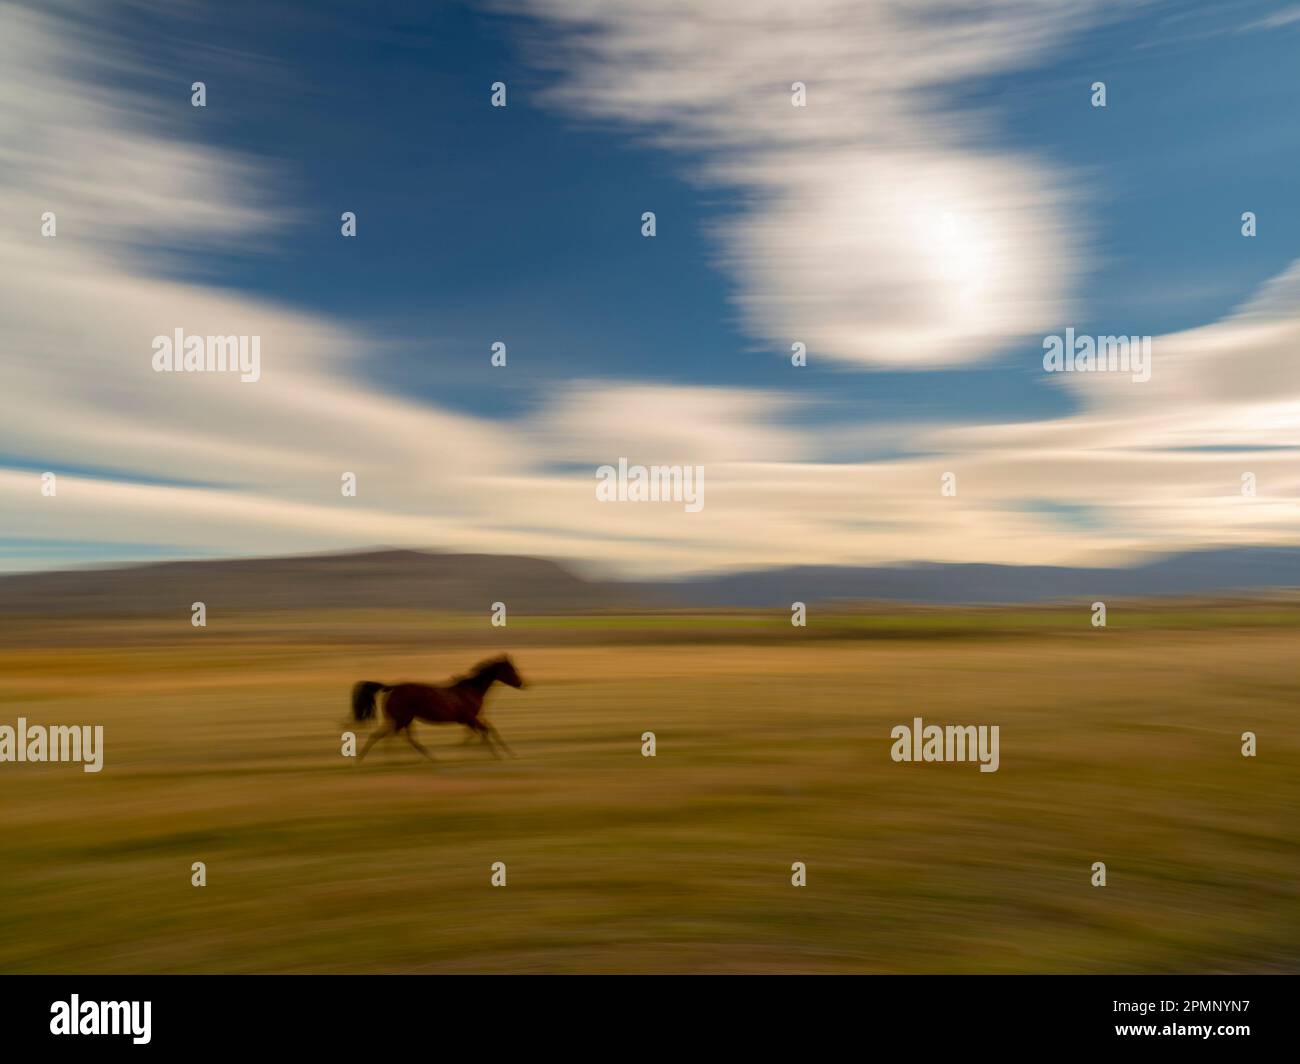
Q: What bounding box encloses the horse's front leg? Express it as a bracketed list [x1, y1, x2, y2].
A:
[488, 724, 516, 758]
[470, 720, 502, 758]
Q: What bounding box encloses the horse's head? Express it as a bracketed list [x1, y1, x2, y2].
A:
[488, 654, 526, 689]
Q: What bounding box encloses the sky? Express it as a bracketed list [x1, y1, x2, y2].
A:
[2, 0, 1299, 577]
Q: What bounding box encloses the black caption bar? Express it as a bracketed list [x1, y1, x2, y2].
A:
[0, 974, 1291, 1052]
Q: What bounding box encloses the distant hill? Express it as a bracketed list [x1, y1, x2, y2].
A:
[0, 546, 1296, 615]
[650, 547, 1300, 605]
[0, 549, 641, 615]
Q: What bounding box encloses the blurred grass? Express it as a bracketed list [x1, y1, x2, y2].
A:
[0, 606, 1297, 973]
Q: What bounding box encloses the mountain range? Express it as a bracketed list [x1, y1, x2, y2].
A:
[0, 546, 1297, 615]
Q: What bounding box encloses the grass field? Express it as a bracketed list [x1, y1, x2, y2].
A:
[1, 606, 1298, 973]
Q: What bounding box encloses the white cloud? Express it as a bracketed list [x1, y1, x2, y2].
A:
[515, 0, 1095, 368]
[2, 2, 1299, 580]
[528, 382, 807, 463]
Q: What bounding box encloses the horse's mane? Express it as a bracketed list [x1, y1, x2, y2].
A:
[451, 655, 508, 687]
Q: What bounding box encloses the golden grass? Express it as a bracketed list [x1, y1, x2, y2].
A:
[0, 610, 1297, 972]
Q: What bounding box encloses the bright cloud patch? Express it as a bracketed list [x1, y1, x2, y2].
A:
[519, 0, 1092, 367]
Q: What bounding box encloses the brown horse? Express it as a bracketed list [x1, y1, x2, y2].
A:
[351, 655, 525, 763]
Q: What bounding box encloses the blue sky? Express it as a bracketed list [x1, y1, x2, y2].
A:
[3, 0, 1300, 575]
[121, 0, 1300, 420]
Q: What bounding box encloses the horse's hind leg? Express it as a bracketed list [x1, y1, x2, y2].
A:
[357, 726, 393, 762]
[402, 726, 436, 763]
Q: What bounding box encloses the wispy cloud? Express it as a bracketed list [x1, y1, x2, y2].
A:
[3, 2, 1299, 578]
[1241, 5, 1300, 32]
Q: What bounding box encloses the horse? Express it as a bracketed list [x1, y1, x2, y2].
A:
[350, 654, 525, 764]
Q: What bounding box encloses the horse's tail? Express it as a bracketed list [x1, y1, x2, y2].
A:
[351, 681, 390, 722]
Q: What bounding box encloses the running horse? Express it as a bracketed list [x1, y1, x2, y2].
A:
[350, 655, 525, 763]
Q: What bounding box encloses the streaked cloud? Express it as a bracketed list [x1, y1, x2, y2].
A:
[2, 2, 1299, 579]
